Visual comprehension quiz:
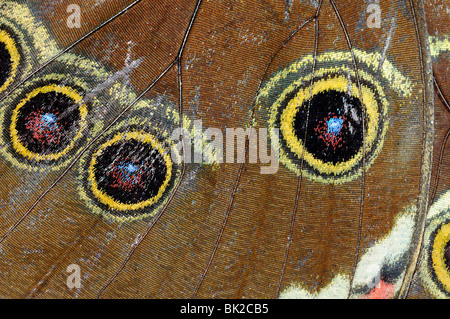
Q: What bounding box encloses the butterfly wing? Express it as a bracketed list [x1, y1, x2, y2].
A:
[0, 0, 433, 299]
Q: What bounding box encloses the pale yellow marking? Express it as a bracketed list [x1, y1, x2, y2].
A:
[429, 35, 450, 58]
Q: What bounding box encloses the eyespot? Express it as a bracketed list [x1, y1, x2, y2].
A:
[9, 84, 88, 162]
[89, 131, 172, 212]
[0, 28, 21, 95]
[277, 74, 385, 181]
[420, 191, 450, 298]
[77, 98, 183, 222]
[255, 49, 412, 184]
[0, 53, 135, 171]
[431, 222, 450, 292]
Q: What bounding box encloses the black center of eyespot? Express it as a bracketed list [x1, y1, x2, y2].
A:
[15, 91, 81, 156]
[293, 90, 364, 164]
[0, 41, 12, 88]
[93, 139, 168, 205]
[445, 241, 450, 271]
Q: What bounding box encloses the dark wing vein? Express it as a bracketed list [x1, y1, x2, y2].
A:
[399, 0, 434, 299]
[434, 75, 450, 112]
[430, 77, 450, 204]
[96, 0, 203, 299]
[275, 0, 322, 298]
[0, 1, 141, 106]
[328, 0, 367, 298]
[249, 16, 316, 121]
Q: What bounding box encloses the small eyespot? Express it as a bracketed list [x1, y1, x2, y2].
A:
[420, 190, 450, 298]
[88, 131, 173, 212]
[77, 98, 183, 223]
[0, 53, 136, 172]
[9, 84, 88, 162]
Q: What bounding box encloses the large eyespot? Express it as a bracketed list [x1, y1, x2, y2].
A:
[255, 50, 411, 184]
[277, 74, 385, 181]
[0, 28, 21, 95]
[420, 191, 450, 298]
[77, 98, 182, 222]
[9, 84, 88, 162]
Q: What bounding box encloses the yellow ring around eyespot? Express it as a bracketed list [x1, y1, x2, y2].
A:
[432, 222, 450, 292]
[88, 131, 173, 211]
[0, 29, 21, 94]
[279, 76, 379, 175]
[10, 84, 88, 161]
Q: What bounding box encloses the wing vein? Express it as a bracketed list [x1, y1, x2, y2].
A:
[430, 76, 450, 204]
[275, 0, 323, 298]
[434, 75, 450, 113]
[0, 59, 176, 244]
[0, 0, 142, 106]
[192, 162, 245, 298]
[430, 127, 450, 204]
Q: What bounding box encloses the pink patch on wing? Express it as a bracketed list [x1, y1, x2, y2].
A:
[362, 280, 395, 299]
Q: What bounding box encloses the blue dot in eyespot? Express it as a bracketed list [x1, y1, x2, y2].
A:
[116, 162, 140, 182]
[41, 113, 58, 130]
[326, 117, 344, 135]
[119, 163, 139, 173]
[42, 113, 56, 124]
[125, 163, 138, 173]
